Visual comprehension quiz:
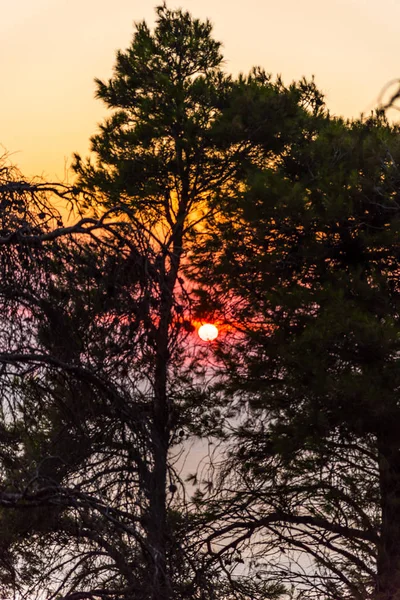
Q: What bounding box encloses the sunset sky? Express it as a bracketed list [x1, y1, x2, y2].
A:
[1, 0, 399, 181]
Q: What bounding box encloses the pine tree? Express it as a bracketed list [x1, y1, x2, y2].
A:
[0, 5, 298, 599]
[0, 7, 331, 598]
[192, 111, 400, 599]
[70, 5, 237, 598]
[70, 6, 316, 597]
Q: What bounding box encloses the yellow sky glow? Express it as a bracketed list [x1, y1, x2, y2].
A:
[1, 0, 399, 181]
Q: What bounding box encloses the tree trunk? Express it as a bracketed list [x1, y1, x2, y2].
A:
[148, 297, 172, 600]
[147, 224, 184, 600]
[375, 433, 400, 600]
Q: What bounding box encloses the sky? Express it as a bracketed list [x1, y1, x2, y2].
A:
[1, 0, 400, 181]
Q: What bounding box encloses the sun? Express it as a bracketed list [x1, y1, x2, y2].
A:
[198, 323, 219, 342]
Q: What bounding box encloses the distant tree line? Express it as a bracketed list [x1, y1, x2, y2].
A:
[0, 5, 400, 600]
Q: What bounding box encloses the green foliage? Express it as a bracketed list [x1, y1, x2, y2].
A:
[72, 3, 231, 219]
[0, 6, 303, 600]
[192, 111, 400, 597]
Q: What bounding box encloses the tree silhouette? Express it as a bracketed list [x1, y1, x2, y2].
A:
[193, 111, 400, 599]
[0, 6, 306, 599]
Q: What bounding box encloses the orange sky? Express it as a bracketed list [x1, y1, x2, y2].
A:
[1, 0, 399, 181]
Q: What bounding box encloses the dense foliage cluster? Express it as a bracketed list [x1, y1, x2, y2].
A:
[191, 113, 400, 599]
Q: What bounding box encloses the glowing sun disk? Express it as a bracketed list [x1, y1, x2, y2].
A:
[198, 323, 219, 342]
